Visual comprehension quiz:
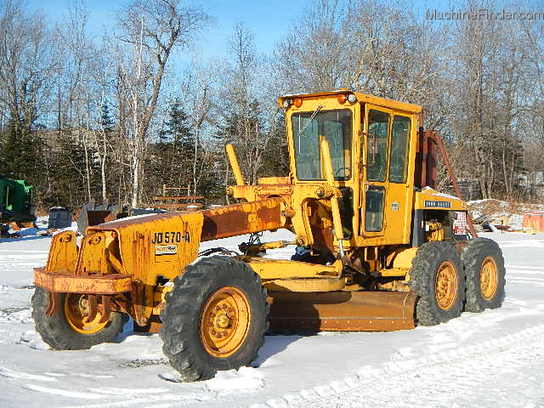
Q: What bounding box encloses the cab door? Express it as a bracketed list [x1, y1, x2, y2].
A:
[360, 104, 413, 245]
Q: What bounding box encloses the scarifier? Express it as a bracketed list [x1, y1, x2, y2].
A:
[32, 90, 506, 381]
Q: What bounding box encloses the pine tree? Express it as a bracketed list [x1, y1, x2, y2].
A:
[261, 111, 289, 177]
[145, 100, 195, 198]
[97, 102, 115, 203]
[47, 130, 97, 208]
[0, 117, 46, 204]
[0, 119, 41, 178]
[101, 103, 114, 132]
[214, 99, 267, 187]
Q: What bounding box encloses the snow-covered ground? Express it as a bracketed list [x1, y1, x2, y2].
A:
[1, 229, 544, 407]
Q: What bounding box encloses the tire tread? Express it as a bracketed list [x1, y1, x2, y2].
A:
[160, 256, 268, 382]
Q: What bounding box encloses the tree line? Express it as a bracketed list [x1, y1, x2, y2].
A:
[0, 0, 543, 211]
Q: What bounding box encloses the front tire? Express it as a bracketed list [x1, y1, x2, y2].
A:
[160, 256, 268, 382]
[462, 238, 505, 312]
[409, 242, 465, 326]
[32, 288, 126, 350]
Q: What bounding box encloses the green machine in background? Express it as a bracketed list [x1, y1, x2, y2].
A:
[0, 176, 35, 225]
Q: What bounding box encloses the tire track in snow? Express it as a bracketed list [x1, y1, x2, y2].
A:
[507, 278, 544, 287]
[252, 324, 544, 408]
[58, 389, 212, 408]
[24, 384, 105, 400]
[19, 380, 211, 408]
[506, 264, 544, 272]
[0, 367, 57, 382]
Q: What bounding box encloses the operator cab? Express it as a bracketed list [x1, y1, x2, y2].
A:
[279, 90, 423, 247]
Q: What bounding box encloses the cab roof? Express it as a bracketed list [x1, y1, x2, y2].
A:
[278, 89, 422, 114]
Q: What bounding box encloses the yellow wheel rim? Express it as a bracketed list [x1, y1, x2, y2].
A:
[435, 261, 458, 310]
[480, 256, 498, 300]
[199, 287, 251, 358]
[64, 294, 108, 335]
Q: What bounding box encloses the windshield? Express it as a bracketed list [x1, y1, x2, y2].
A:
[292, 109, 352, 180]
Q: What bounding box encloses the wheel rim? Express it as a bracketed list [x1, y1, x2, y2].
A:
[434, 261, 458, 310]
[480, 256, 498, 300]
[199, 287, 251, 358]
[64, 294, 108, 335]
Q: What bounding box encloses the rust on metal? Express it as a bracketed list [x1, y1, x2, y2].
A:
[416, 129, 478, 237]
[98, 295, 112, 323]
[264, 278, 345, 292]
[34, 267, 132, 295]
[93, 211, 185, 229]
[87, 211, 204, 291]
[86, 294, 98, 322]
[152, 203, 203, 210]
[45, 230, 78, 274]
[45, 292, 61, 317]
[131, 281, 156, 327]
[201, 198, 283, 241]
[87, 199, 282, 266]
[74, 231, 116, 277]
[268, 291, 416, 331]
[152, 195, 204, 201]
[523, 212, 544, 232]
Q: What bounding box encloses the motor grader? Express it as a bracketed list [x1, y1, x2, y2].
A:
[32, 90, 505, 382]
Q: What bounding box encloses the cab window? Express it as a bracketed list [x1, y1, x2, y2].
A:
[292, 109, 352, 180]
[389, 116, 411, 183]
[366, 110, 389, 182]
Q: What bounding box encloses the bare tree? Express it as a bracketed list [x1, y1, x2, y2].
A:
[57, 1, 96, 202]
[0, 0, 59, 205]
[182, 70, 214, 197]
[217, 24, 274, 188]
[273, 0, 348, 92]
[0, 0, 57, 134]
[117, 0, 208, 207]
[446, 0, 535, 199]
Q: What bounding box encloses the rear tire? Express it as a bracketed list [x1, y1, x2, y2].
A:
[462, 238, 505, 312]
[32, 288, 126, 350]
[160, 256, 268, 382]
[409, 242, 465, 326]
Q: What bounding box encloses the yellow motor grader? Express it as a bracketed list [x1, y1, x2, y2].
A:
[32, 90, 505, 382]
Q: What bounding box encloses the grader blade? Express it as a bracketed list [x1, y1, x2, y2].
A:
[268, 291, 416, 332]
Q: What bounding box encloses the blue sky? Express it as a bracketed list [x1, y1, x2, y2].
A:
[26, 0, 544, 59]
[25, 0, 312, 59]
